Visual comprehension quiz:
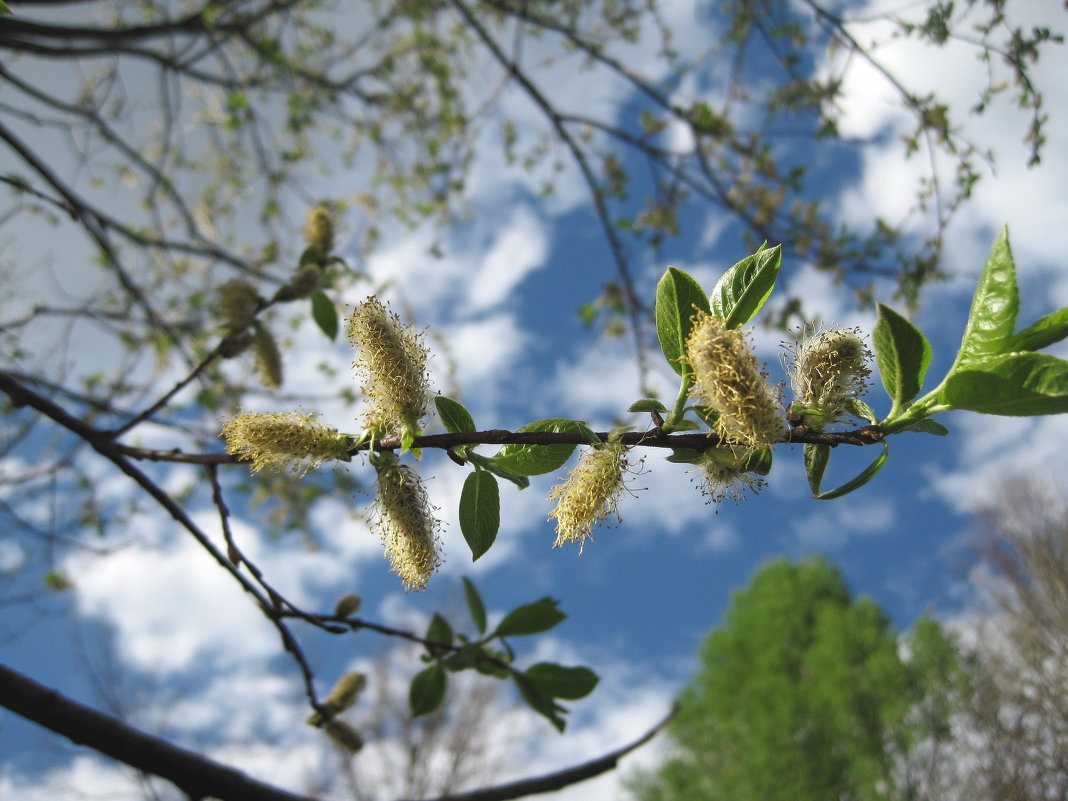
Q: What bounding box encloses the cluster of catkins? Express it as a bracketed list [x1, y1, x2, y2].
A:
[222, 228, 871, 587]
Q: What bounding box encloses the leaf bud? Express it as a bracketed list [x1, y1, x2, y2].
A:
[333, 593, 362, 618]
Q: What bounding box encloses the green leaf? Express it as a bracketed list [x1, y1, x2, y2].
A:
[462, 577, 487, 635]
[409, 664, 447, 718]
[299, 245, 325, 266]
[466, 452, 529, 489]
[524, 663, 599, 700]
[310, 291, 338, 340]
[709, 245, 782, 329]
[939, 352, 1068, 415]
[848, 399, 878, 424]
[459, 471, 500, 561]
[895, 418, 950, 435]
[815, 442, 889, 500]
[0, 2, 12, 16]
[655, 267, 710, 376]
[740, 447, 773, 476]
[435, 396, 476, 433]
[666, 448, 706, 464]
[628, 398, 669, 414]
[873, 303, 932, 413]
[1004, 307, 1068, 353]
[953, 227, 1018, 367]
[492, 419, 587, 476]
[511, 671, 567, 732]
[425, 614, 453, 657]
[804, 443, 830, 496]
[494, 597, 566, 638]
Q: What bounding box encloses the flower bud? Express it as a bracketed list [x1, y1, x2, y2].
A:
[323, 672, 367, 715]
[221, 411, 351, 474]
[685, 310, 785, 447]
[324, 720, 364, 754]
[372, 452, 442, 591]
[348, 297, 431, 436]
[274, 264, 321, 302]
[333, 593, 362, 618]
[303, 204, 336, 255]
[787, 326, 871, 429]
[548, 440, 629, 553]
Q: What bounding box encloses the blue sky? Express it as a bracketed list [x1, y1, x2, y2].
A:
[2, 2, 1068, 799]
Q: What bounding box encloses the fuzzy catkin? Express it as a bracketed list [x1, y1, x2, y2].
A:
[220, 411, 350, 474]
[685, 311, 785, 447]
[372, 453, 442, 591]
[547, 441, 629, 552]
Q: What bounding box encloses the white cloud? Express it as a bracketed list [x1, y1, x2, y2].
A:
[466, 206, 549, 313]
[792, 492, 896, 550]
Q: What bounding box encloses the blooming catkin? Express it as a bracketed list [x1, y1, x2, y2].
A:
[215, 279, 260, 330]
[372, 453, 442, 591]
[685, 310, 785, 447]
[697, 446, 766, 504]
[547, 441, 629, 552]
[348, 297, 431, 435]
[322, 672, 367, 715]
[221, 411, 351, 474]
[787, 326, 871, 428]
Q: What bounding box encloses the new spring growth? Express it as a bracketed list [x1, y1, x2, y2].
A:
[371, 451, 442, 591]
[548, 439, 629, 553]
[303, 204, 336, 256]
[322, 672, 367, 716]
[252, 321, 283, 390]
[348, 297, 432, 441]
[685, 310, 785, 448]
[787, 326, 871, 429]
[221, 411, 351, 474]
[215, 279, 261, 330]
[698, 446, 766, 504]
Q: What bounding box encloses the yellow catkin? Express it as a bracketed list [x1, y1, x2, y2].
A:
[252, 321, 283, 390]
[324, 720, 364, 754]
[372, 453, 442, 591]
[685, 310, 785, 447]
[547, 441, 629, 552]
[787, 326, 871, 428]
[303, 204, 336, 255]
[697, 447, 766, 504]
[220, 411, 350, 474]
[322, 672, 367, 715]
[348, 297, 431, 434]
[215, 279, 260, 329]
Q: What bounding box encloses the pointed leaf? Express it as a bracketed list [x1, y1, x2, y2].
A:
[524, 663, 599, 700]
[311, 291, 338, 340]
[459, 471, 500, 561]
[511, 671, 567, 732]
[466, 452, 529, 489]
[804, 443, 830, 496]
[628, 398, 669, 414]
[435, 396, 475, 433]
[462, 577, 487, 635]
[939, 352, 1068, 415]
[954, 227, 1018, 366]
[709, 245, 782, 329]
[425, 613, 453, 657]
[873, 303, 932, 413]
[494, 597, 566, 638]
[655, 267, 710, 376]
[1004, 307, 1068, 353]
[815, 442, 889, 500]
[895, 418, 950, 435]
[492, 419, 587, 476]
[409, 664, 446, 718]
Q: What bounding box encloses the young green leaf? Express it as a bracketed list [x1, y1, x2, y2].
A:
[310, 291, 338, 340]
[492, 419, 587, 476]
[953, 227, 1019, 367]
[873, 303, 932, 414]
[466, 452, 530, 489]
[894, 418, 950, 435]
[938, 352, 1068, 416]
[666, 448, 706, 464]
[740, 447, 773, 476]
[299, 246, 325, 266]
[655, 267, 710, 376]
[511, 671, 567, 732]
[493, 597, 566, 638]
[459, 470, 500, 561]
[1003, 307, 1068, 353]
[628, 398, 669, 414]
[523, 663, 599, 700]
[804, 443, 830, 496]
[425, 613, 454, 658]
[815, 442, 889, 500]
[709, 244, 782, 329]
[409, 663, 447, 718]
[435, 396, 476, 433]
[462, 577, 487, 635]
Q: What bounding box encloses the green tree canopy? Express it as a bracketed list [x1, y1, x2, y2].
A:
[632, 557, 952, 801]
